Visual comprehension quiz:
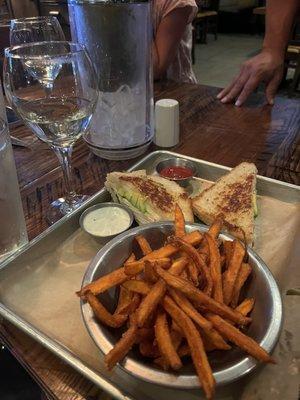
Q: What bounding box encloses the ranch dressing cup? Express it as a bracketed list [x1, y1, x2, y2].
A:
[79, 203, 134, 244]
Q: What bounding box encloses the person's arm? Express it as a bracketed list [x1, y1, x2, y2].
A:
[153, 7, 192, 79]
[218, 0, 299, 106]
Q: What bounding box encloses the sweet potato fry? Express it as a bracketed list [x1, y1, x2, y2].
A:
[168, 288, 230, 350]
[135, 235, 152, 255]
[181, 269, 189, 281]
[139, 340, 160, 358]
[170, 329, 183, 349]
[117, 293, 141, 316]
[154, 327, 183, 370]
[223, 240, 245, 305]
[172, 320, 183, 335]
[78, 232, 201, 297]
[155, 266, 251, 326]
[136, 328, 154, 343]
[78, 268, 129, 297]
[168, 288, 212, 331]
[220, 254, 226, 270]
[155, 311, 182, 370]
[168, 236, 213, 295]
[123, 260, 145, 276]
[136, 258, 189, 328]
[205, 233, 223, 303]
[208, 218, 223, 239]
[187, 261, 199, 286]
[206, 314, 275, 364]
[122, 280, 151, 296]
[163, 296, 215, 400]
[230, 263, 252, 308]
[223, 240, 233, 270]
[169, 257, 190, 275]
[105, 324, 138, 370]
[235, 298, 255, 316]
[136, 279, 166, 327]
[198, 235, 210, 260]
[124, 258, 171, 276]
[124, 253, 136, 264]
[144, 260, 158, 283]
[114, 286, 132, 313]
[175, 204, 186, 237]
[177, 343, 190, 357]
[85, 291, 127, 328]
[146, 231, 202, 261]
[201, 329, 231, 351]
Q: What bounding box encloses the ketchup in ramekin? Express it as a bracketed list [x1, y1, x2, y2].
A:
[159, 165, 194, 180]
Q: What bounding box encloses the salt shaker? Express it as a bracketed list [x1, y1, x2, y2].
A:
[154, 99, 179, 147]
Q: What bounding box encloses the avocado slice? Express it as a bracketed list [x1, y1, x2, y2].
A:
[253, 192, 258, 218]
[136, 196, 146, 213]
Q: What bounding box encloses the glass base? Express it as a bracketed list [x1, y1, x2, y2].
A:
[83, 135, 152, 160]
[46, 195, 89, 225]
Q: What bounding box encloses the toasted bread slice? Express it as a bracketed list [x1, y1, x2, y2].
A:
[105, 170, 194, 225]
[192, 163, 257, 244]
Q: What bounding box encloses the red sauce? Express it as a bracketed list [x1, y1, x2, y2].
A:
[159, 166, 194, 180]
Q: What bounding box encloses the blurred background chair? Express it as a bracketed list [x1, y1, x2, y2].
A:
[284, 17, 300, 96]
[194, 0, 220, 44]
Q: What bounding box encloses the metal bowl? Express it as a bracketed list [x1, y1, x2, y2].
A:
[155, 158, 197, 187]
[80, 223, 282, 388]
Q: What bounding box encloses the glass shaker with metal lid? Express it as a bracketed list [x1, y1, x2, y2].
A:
[68, 0, 153, 160]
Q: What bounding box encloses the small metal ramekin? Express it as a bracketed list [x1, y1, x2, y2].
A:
[79, 202, 134, 244]
[156, 157, 197, 187]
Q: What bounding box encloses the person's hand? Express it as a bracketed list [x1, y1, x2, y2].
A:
[217, 49, 285, 106]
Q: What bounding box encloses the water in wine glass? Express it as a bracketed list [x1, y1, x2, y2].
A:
[16, 96, 94, 147]
[23, 58, 62, 91]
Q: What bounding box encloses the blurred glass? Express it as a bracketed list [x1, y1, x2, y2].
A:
[0, 118, 28, 261]
[10, 16, 65, 45]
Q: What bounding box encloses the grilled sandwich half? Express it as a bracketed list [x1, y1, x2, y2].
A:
[192, 162, 258, 244]
[105, 170, 194, 225]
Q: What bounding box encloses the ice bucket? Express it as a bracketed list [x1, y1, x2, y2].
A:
[68, 0, 154, 160]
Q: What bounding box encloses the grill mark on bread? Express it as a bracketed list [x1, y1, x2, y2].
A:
[119, 176, 173, 212]
[216, 175, 254, 214]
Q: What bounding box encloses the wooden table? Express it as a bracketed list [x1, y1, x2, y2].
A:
[0, 82, 299, 400]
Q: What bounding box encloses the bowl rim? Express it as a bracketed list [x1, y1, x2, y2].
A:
[80, 222, 283, 388]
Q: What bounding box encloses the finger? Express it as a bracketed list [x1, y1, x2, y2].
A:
[220, 72, 250, 104]
[217, 65, 248, 100]
[217, 80, 236, 99]
[235, 76, 261, 107]
[265, 73, 282, 105]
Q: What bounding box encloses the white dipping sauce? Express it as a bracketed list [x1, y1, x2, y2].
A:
[83, 207, 131, 237]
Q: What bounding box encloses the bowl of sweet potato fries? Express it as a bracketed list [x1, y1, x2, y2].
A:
[77, 206, 282, 399]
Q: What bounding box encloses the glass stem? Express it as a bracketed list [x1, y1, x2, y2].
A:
[44, 82, 53, 98]
[52, 145, 76, 205]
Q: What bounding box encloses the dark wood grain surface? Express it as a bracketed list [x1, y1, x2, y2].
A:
[1, 82, 299, 400]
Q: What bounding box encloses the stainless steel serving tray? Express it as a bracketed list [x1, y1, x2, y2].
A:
[0, 150, 299, 400]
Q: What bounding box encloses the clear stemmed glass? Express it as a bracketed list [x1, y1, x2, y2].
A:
[10, 16, 65, 46]
[4, 41, 99, 224]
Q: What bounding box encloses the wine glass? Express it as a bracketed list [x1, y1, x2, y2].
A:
[4, 41, 99, 224]
[10, 16, 65, 46]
